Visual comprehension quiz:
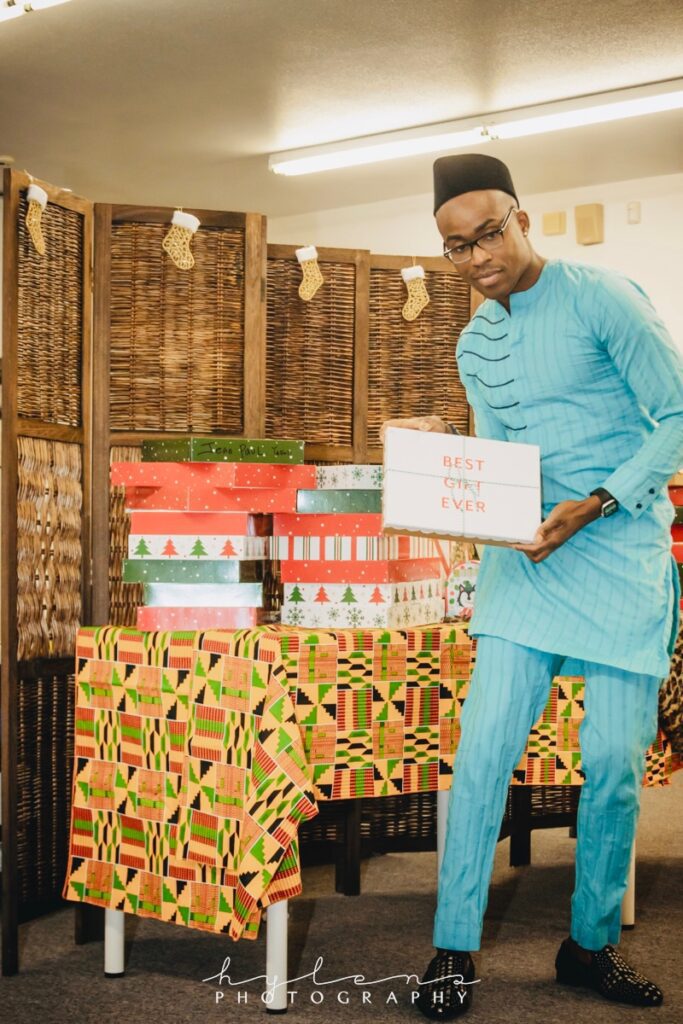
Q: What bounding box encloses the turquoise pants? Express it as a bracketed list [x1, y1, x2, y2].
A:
[434, 635, 662, 952]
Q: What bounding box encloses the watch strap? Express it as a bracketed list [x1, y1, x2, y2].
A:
[590, 487, 619, 516]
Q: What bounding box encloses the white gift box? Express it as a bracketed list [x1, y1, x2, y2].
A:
[142, 582, 263, 607]
[280, 596, 444, 630]
[315, 464, 383, 490]
[383, 427, 541, 545]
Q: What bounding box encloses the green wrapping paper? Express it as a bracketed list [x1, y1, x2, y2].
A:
[141, 437, 305, 464]
[295, 489, 382, 513]
[123, 559, 264, 584]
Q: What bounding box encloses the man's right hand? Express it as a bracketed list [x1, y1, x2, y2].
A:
[379, 415, 449, 445]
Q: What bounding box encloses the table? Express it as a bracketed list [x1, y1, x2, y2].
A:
[63, 623, 681, 1008]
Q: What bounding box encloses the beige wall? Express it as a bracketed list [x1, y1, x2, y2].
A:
[269, 172, 683, 348]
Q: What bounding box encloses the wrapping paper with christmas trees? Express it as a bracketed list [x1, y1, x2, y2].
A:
[280, 597, 444, 629]
[281, 579, 444, 629]
[284, 580, 443, 604]
[128, 535, 269, 560]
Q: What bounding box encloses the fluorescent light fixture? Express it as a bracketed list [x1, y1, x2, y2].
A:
[0, 1, 25, 21]
[25, 0, 73, 8]
[269, 79, 683, 176]
[0, 0, 73, 18]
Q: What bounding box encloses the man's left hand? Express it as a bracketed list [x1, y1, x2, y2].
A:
[512, 497, 602, 563]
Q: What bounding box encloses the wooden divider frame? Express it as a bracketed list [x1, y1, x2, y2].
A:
[1, 169, 94, 974]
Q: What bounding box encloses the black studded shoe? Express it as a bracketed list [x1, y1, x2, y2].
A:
[416, 948, 476, 1020]
[555, 938, 663, 1006]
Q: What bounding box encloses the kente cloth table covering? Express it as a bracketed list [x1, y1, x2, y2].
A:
[63, 623, 681, 942]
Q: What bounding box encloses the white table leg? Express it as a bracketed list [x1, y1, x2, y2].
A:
[265, 899, 289, 1013]
[621, 841, 636, 929]
[437, 789, 450, 876]
[104, 909, 125, 976]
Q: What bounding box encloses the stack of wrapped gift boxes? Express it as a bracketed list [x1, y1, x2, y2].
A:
[112, 437, 314, 630]
[670, 473, 683, 605]
[273, 464, 448, 629]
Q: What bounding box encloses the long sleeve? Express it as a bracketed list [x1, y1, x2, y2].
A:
[594, 274, 683, 518]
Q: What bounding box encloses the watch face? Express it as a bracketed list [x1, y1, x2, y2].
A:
[602, 499, 618, 517]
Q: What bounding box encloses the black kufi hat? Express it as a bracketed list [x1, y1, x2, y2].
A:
[433, 153, 518, 215]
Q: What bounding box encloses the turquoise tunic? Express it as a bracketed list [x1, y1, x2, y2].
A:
[458, 259, 683, 678]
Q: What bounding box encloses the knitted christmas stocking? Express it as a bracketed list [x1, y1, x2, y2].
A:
[401, 265, 430, 321]
[26, 184, 48, 256]
[162, 210, 200, 270]
[296, 245, 324, 301]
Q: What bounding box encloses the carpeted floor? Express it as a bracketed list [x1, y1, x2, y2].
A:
[2, 771, 681, 1024]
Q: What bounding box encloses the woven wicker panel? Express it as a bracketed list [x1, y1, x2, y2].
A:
[109, 445, 143, 626]
[17, 438, 82, 660]
[266, 257, 355, 445]
[109, 222, 245, 432]
[16, 669, 75, 918]
[368, 267, 471, 444]
[16, 195, 83, 426]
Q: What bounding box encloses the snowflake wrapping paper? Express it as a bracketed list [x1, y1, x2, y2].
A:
[280, 596, 445, 629]
[315, 464, 383, 489]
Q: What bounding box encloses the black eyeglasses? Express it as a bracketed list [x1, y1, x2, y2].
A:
[443, 206, 518, 265]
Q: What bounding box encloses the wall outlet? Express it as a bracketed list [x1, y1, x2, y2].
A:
[627, 201, 641, 224]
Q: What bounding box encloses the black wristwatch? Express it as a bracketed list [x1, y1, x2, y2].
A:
[589, 487, 619, 518]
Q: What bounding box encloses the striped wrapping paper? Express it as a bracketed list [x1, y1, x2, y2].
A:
[269, 534, 443, 561]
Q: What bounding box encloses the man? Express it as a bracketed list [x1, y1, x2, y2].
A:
[383, 153, 683, 1019]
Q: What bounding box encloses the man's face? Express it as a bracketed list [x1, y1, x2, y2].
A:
[435, 189, 531, 302]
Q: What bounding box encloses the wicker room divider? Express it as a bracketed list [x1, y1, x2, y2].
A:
[1, 190, 268, 972]
[93, 206, 267, 635]
[1, 170, 93, 974]
[267, 245, 471, 462]
[2, 182, 476, 974]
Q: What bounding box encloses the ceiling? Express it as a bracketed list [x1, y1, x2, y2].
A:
[0, 0, 682, 216]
